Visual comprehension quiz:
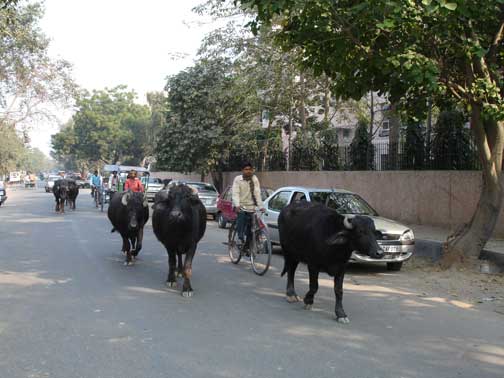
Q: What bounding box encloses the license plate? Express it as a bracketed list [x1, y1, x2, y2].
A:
[381, 245, 400, 253]
[205, 199, 213, 205]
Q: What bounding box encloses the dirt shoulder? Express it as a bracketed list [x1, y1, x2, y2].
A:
[345, 256, 504, 317]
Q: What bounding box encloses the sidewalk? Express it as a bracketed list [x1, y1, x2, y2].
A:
[408, 223, 504, 272]
[408, 223, 504, 254]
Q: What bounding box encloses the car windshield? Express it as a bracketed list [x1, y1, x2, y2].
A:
[323, 192, 377, 216]
[187, 183, 216, 193]
[148, 178, 163, 184]
[48, 176, 60, 181]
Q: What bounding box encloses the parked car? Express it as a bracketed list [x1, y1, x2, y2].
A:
[216, 186, 273, 228]
[146, 177, 164, 201]
[261, 186, 414, 271]
[45, 175, 61, 193]
[171, 181, 219, 218]
[0, 180, 7, 206]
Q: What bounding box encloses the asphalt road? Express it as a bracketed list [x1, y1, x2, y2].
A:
[1, 188, 503, 378]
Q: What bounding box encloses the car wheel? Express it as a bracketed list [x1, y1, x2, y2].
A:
[217, 213, 227, 229]
[387, 262, 403, 271]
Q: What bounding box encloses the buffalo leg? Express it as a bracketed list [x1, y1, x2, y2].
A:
[133, 228, 143, 257]
[333, 267, 349, 323]
[123, 236, 133, 265]
[285, 258, 301, 303]
[166, 251, 177, 287]
[181, 248, 195, 297]
[176, 253, 184, 277]
[55, 200, 59, 213]
[303, 265, 319, 310]
[60, 199, 65, 214]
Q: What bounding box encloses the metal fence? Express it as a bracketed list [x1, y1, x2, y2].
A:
[222, 139, 482, 172]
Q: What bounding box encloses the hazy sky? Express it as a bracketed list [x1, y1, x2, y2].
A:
[31, 0, 218, 156]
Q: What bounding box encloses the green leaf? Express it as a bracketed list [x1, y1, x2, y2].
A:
[443, 2, 457, 10]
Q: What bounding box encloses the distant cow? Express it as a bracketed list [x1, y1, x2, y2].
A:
[66, 180, 79, 210]
[53, 179, 78, 213]
[278, 201, 383, 323]
[152, 184, 206, 297]
[108, 190, 149, 265]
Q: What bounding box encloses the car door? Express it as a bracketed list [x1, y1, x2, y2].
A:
[221, 187, 236, 222]
[263, 190, 293, 244]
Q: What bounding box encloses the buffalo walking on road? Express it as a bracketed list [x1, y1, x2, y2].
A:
[278, 201, 383, 323]
[152, 184, 206, 297]
[53, 179, 79, 213]
[108, 190, 149, 265]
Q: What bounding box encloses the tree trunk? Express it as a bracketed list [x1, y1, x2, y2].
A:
[298, 73, 306, 129]
[388, 103, 401, 170]
[210, 169, 224, 193]
[323, 77, 331, 124]
[369, 91, 374, 141]
[441, 107, 504, 268]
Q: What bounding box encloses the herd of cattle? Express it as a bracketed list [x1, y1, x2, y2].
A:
[51, 180, 383, 323]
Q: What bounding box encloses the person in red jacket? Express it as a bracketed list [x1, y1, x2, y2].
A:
[124, 170, 144, 192]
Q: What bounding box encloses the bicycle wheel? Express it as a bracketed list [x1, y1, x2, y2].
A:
[100, 189, 104, 212]
[228, 223, 241, 264]
[250, 228, 272, 276]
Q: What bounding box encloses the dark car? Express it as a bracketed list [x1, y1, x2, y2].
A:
[216, 185, 273, 228]
[0, 180, 7, 206]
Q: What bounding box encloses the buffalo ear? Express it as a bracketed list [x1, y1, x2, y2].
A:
[326, 230, 350, 246]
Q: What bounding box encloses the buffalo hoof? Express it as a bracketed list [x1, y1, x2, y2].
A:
[303, 304, 313, 310]
[182, 290, 193, 298]
[286, 295, 301, 303]
[124, 261, 134, 266]
[337, 317, 350, 324]
[166, 281, 177, 288]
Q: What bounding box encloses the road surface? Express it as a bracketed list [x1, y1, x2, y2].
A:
[0, 188, 503, 378]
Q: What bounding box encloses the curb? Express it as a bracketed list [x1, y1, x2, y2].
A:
[415, 239, 504, 272]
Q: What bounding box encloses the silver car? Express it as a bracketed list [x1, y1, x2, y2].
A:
[146, 177, 165, 202]
[262, 187, 414, 271]
[171, 181, 219, 218]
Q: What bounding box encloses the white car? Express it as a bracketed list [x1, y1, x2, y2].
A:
[262, 187, 414, 271]
[45, 175, 61, 193]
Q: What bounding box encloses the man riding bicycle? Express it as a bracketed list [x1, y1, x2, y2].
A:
[232, 161, 265, 251]
[89, 170, 103, 207]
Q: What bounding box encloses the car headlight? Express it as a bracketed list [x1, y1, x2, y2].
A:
[399, 230, 415, 244]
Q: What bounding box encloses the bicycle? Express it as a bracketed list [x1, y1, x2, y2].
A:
[228, 210, 272, 275]
[93, 185, 103, 210]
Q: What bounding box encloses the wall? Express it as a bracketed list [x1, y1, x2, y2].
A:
[153, 170, 503, 237]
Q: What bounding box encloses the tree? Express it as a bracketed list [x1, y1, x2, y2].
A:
[0, 1, 75, 129]
[237, 0, 504, 267]
[349, 121, 374, 170]
[0, 123, 24, 175]
[156, 58, 257, 189]
[432, 110, 477, 170]
[402, 122, 426, 170]
[51, 86, 151, 168]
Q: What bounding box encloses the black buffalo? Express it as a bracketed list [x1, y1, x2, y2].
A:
[53, 179, 78, 213]
[152, 184, 206, 297]
[108, 190, 149, 265]
[278, 201, 383, 323]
